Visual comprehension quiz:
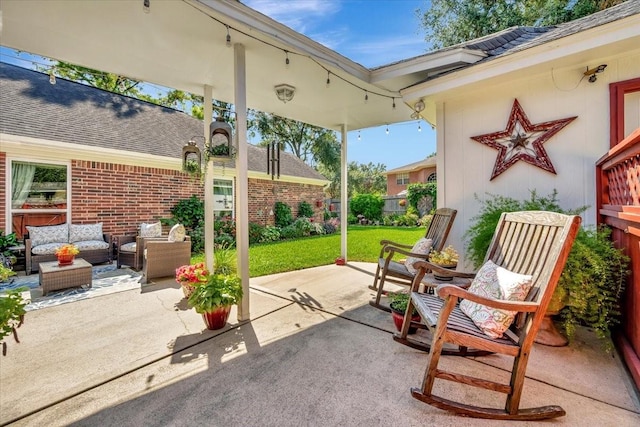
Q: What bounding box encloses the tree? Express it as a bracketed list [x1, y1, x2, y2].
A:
[418, 0, 625, 49]
[348, 162, 387, 196]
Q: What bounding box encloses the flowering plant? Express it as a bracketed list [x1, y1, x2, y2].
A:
[55, 244, 79, 257]
[175, 262, 209, 285]
[429, 245, 458, 266]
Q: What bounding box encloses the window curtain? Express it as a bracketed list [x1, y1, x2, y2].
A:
[11, 162, 36, 209]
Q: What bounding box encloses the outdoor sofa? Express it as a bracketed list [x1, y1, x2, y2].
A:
[24, 223, 111, 274]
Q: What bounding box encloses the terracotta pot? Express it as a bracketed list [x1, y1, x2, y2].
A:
[391, 309, 421, 334]
[202, 305, 232, 330]
[57, 254, 75, 266]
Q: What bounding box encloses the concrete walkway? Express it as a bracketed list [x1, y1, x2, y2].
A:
[1, 263, 638, 426]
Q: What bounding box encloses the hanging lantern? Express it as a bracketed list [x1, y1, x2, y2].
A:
[209, 119, 234, 158]
[182, 137, 202, 174]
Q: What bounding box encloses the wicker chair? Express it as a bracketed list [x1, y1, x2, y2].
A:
[115, 235, 163, 271]
[141, 236, 191, 284]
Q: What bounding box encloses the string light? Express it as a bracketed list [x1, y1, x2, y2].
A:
[49, 68, 56, 85]
[385, 125, 389, 135]
[285, 51, 290, 68]
[364, 91, 368, 103]
[119, 79, 126, 92]
[143, 0, 150, 14]
[357, 130, 361, 141]
[418, 122, 422, 132]
[226, 25, 231, 47]
[392, 98, 396, 109]
[326, 71, 331, 88]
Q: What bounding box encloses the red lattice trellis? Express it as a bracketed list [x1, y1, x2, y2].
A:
[606, 154, 640, 205]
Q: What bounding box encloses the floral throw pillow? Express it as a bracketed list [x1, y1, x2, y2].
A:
[406, 238, 433, 275]
[69, 223, 103, 243]
[140, 222, 162, 238]
[26, 223, 69, 247]
[168, 224, 186, 242]
[459, 260, 533, 339]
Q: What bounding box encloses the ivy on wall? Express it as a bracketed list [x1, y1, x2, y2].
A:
[407, 183, 437, 213]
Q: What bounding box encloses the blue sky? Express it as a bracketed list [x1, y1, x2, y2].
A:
[245, 0, 437, 170]
[0, 0, 435, 170]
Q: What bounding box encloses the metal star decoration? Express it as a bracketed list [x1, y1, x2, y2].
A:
[471, 99, 577, 180]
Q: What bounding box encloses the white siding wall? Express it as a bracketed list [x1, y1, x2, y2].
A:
[437, 49, 640, 268]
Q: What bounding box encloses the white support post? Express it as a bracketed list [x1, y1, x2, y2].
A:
[203, 85, 214, 272]
[340, 124, 348, 261]
[234, 43, 250, 321]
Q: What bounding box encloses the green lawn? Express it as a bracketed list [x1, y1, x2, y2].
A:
[192, 225, 426, 277]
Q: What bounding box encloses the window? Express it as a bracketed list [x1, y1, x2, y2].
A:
[213, 178, 234, 218]
[427, 172, 437, 183]
[396, 173, 409, 185]
[10, 160, 69, 239]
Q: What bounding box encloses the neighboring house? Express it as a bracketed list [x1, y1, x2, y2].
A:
[398, 3, 639, 390]
[385, 156, 436, 195]
[0, 63, 328, 239]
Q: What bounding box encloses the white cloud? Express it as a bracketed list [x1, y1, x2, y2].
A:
[245, 0, 341, 33]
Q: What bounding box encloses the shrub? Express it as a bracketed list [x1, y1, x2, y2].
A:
[322, 222, 337, 234]
[350, 193, 384, 221]
[310, 222, 326, 235]
[292, 217, 314, 237]
[347, 213, 358, 224]
[260, 226, 281, 243]
[297, 201, 314, 218]
[214, 216, 236, 246]
[169, 195, 205, 252]
[279, 225, 298, 240]
[274, 201, 293, 228]
[248, 222, 264, 245]
[407, 183, 436, 213]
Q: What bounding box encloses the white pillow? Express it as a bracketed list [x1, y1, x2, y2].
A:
[69, 223, 103, 243]
[406, 238, 433, 275]
[168, 224, 186, 242]
[27, 223, 69, 247]
[459, 260, 533, 339]
[140, 222, 162, 237]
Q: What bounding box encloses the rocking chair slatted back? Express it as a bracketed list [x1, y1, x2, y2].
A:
[401, 210, 581, 420]
[369, 208, 457, 312]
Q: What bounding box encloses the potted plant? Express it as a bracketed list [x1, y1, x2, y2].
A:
[1, 287, 27, 356]
[464, 190, 629, 349]
[187, 273, 243, 330]
[429, 245, 459, 281]
[388, 292, 421, 334]
[0, 231, 18, 268]
[55, 244, 80, 266]
[175, 262, 209, 298]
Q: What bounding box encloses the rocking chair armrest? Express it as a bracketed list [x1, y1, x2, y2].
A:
[378, 240, 413, 258]
[436, 285, 541, 312]
[411, 260, 476, 279]
[383, 246, 431, 260]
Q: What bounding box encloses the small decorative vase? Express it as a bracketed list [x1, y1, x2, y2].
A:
[57, 254, 75, 267]
[202, 305, 232, 330]
[433, 264, 457, 281]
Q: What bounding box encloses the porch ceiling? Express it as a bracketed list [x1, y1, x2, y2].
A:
[0, 0, 418, 132]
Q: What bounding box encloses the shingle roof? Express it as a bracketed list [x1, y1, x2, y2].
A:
[0, 62, 326, 181]
[395, 0, 640, 83]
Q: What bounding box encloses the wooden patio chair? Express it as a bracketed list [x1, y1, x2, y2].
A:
[369, 207, 456, 312]
[395, 211, 580, 420]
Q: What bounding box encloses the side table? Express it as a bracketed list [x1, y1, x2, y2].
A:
[39, 258, 92, 296]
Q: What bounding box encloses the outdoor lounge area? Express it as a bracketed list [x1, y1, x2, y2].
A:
[1, 262, 638, 426]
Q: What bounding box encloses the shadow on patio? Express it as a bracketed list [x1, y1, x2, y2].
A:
[1, 263, 638, 426]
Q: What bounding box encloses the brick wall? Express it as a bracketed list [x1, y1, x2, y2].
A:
[2, 155, 326, 238]
[247, 178, 325, 226]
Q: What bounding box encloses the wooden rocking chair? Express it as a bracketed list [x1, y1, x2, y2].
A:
[397, 211, 581, 420]
[369, 208, 456, 312]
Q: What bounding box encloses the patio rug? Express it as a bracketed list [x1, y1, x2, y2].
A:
[0, 263, 142, 311]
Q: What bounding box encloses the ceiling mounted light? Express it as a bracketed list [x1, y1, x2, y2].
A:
[410, 99, 425, 119]
[143, 0, 150, 13]
[274, 84, 295, 103]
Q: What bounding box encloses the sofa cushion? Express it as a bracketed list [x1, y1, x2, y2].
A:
[459, 260, 533, 339]
[74, 240, 110, 251]
[120, 242, 137, 253]
[27, 223, 69, 247]
[31, 242, 65, 255]
[140, 222, 162, 238]
[70, 223, 103, 243]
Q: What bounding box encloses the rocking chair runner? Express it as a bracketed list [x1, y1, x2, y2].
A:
[397, 211, 581, 420]
[369, 208, 456, 312]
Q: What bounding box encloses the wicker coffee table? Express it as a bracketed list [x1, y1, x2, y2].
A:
[39, 258, 92, 296]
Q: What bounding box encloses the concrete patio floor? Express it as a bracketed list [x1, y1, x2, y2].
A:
[1, 262, 639, 426]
